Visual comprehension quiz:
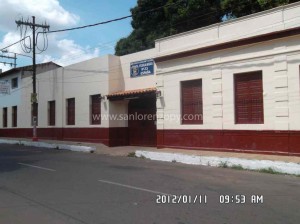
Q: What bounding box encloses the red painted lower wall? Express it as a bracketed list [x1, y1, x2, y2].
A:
[1, 127, 300, 155]
[0, 127, 129, 147]
[157, 129, 300, 156]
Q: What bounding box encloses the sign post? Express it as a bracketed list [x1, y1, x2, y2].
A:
[0, 81, 10, 95]
[31, 93, 38, 141]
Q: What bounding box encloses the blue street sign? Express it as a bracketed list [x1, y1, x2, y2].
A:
[130, 59, 154, 78]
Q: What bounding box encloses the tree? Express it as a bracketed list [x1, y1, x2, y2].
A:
[221, 0, 299, 19]
[115, 0, 222, 56]
[115, 0, 300, 56]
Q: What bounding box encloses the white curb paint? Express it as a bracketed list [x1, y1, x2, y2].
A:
[0, 139, 95, 153]
[135, 150, 300, 175]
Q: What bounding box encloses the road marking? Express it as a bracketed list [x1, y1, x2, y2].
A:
[18, 163, 56, 172]
[98, 179, 172, 196]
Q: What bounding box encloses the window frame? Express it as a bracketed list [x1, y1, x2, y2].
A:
[90, 94, 101, 125]
[11, 77, 18, 89]
[12, 106, 17, 127]
[48, 100, 55, 126]
[181, 79, 203, 125]
[234, 71, 264, 124]
[2, 107, 7, 128]
[66, 98, 75, 125]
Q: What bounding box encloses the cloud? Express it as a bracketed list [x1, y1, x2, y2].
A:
[0, 63, 12, 73]
[0, 0, 79, 32]
[0, 32, 24, 72]
[38, 38, 100, 66]
[0, 0, 100, 70]
[0, 32, 24, 53]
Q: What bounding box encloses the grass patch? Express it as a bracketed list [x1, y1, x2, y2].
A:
[258, 167, 282, 175]
[230, 164, 244, 170]
[127, 152, 137, 158]
[217, 163, 299, 177]
[218, 161, 229, 168]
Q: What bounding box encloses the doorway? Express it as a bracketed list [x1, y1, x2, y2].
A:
[128, 96, 157, 147]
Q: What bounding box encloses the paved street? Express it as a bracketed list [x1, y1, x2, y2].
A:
[0, 144, 299, 224]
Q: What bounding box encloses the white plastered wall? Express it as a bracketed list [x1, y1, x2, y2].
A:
[120, 48, 157, 91]
[16, 57, 111, 129]
[157, 36, 300, 131]
[107, 48, 157, 128]
[0, 72, 22, 128]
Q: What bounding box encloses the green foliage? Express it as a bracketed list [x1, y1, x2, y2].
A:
[231, 164, 244, 170]
[115, 0, 300, 55]
[115, 0, 222, 56]
[221, 0, 299, 19]
[258, 167, 282, 174]
[218, 161, 229, 168]
[127, 152, 137, 157]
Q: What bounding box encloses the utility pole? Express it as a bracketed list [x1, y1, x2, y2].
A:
[16, 16, 50, 142]
[0, 54, 17, 68]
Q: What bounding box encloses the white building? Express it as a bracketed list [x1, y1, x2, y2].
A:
[1, 2, 300, 155]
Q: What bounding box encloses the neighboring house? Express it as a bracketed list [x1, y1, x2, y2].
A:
[1, 2, 300, 155]
[0, 62, 61, 133]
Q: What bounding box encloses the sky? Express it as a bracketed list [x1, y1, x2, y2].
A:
[0, 0, 137, 72]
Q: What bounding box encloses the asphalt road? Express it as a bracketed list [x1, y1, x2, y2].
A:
[0, 144, 299, 224]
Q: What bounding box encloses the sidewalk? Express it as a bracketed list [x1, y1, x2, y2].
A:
[1, 137, 300, 175]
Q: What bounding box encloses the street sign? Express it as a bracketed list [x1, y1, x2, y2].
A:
[31, 93, 37, 103]
[130, 59, 154, 78]
[0, 81, 10, 95]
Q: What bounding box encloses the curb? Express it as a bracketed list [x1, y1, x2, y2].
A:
[0, 139, 95, 153]
[135, 150, 300, 175]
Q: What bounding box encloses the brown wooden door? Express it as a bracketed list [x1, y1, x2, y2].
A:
[128, 96, 156, 147]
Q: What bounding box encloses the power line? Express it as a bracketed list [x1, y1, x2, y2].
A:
[2, 50, 32, 59]
[0, 1, 184, 54]
[0, 53, 17, 68]
[0, 36, 30, 51]
[48, 15, 132, 33]
[0, 0, 291, 65]
[15, 16, 50, 142]
[47, 0, 185, 33]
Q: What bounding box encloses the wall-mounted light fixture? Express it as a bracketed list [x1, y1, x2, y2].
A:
[156, 90, 162, 98]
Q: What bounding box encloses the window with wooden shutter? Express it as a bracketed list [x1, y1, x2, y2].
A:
[3, 107, 7, 128]
[12, 106, 17, 127]
[234, 71, 264, 124]
[181, 79, 203, 124]
[90, 94, 101, 125]
[67, 98, 75, 125]
[11, 77, 18, 89]
[48, 101, 55, 126]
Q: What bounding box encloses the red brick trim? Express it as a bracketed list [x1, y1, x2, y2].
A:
[157, 129, 300, 156]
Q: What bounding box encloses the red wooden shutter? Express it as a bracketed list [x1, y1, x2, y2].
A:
[3, 108, 7, 128]
[235, 71, 264, 124]
[181, 79, 203, 124]
[67, 98, 75, 125]
[49, 101, 55, 126]
[91, 94, 101, 125]
[12, 106, 17, 127]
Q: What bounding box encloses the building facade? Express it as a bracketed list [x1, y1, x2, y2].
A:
[1, 3, 300, 155]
